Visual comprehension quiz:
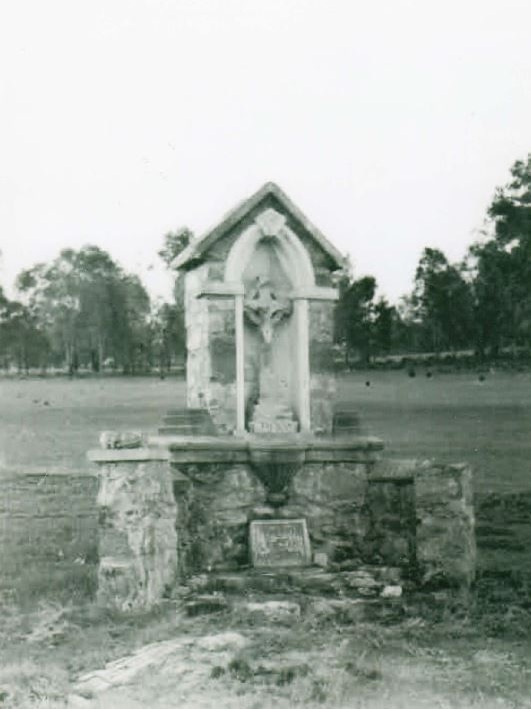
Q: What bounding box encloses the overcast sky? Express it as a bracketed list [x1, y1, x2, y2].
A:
[1, 0, 530, 303]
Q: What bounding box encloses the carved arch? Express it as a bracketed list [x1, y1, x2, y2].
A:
[224, 208, 315, 287]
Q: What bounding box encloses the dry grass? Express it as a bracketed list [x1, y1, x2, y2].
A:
[1, 596, 530, 708]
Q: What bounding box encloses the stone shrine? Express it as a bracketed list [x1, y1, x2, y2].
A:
[88, 183, 476, 611]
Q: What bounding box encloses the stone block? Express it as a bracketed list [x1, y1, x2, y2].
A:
[414, 462, 476, 588]
[309, 598, 373, 622]
[96, 459, 178, 609]
[184, 595, 229, 617]
[241, 600, 301, 624]
[381, 585, 403, 598]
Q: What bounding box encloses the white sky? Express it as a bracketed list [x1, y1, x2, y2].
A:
[1, 0, 530, 304]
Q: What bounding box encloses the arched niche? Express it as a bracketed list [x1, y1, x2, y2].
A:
[225, 209, 315, 288]
[225, 209, 314, 433]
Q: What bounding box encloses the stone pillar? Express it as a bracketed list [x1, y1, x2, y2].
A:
[308, 296, 337, 435]
[185, 274, 243, 434]
[414, 462, 476, 588]
[204, 295, 237, 433]
[90, 450, 178, 611]
[369, 459, 476, 588]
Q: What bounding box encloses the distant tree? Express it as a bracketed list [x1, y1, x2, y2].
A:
[411, 247, 474, 352]
[156, 228, 193, 365]
[469, 154, 531, 357]
[335, 274, 377, 365]
[158, 228, 193, 269]
[0, 291, 49, 373]
[16, 246, 151, 374]
[150, 301, 186, 377]
[372, 297, 399, 355]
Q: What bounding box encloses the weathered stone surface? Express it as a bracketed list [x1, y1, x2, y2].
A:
[68, 632, 249, 709]
[313, 551, 329, 568]
[291, 462, 369, 564]
[309, 598, 374, 622]
[174, 463, 265, 573]
[97, 460, 178, 610]
[363, 479, 416, 567]
[381, 585, 403, 598]
[309, 300, 336, 434]
[99, 431, 144, 450]
[414, 462, 476, 588]
[241, 600, 301, 623]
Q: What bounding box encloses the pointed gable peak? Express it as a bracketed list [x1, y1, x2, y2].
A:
[173, 182, 346, 272]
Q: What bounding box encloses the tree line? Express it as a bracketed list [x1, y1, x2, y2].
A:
[335, 154, 531, 365]
[0, 230, 190, 375]
[1, 156, 530, 374]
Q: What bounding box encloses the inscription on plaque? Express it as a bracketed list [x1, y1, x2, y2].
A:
[249, 419, 299, 434]
[249, 519, 311, 568]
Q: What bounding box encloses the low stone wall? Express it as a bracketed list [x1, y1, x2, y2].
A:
[88, 440, 476, 609]
[0, 470, 98, 594]
[370, 459, 476, 588]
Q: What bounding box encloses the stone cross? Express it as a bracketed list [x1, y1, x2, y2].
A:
[244, 276, 292, 345]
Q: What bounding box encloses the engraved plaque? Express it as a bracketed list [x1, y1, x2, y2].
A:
[249, 519, 312, 568]
[249, 419, 299, 434]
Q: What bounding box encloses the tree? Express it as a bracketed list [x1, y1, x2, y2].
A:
[335, 274, 377, 365]
[0, 289, 49, 373]
[158, 228, 193, 269]
[16, 246, 151, 374]
[372, 297, 399, 355]
[411, 248, 474, 352]
[469, 154, 531, 357]
[156, 228, 193, 367]
[150, 301, 186, 377]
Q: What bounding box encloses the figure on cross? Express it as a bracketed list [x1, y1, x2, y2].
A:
[244, 276, 292, 344]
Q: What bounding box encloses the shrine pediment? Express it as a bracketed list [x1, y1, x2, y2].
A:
[173, 182, 346, 275]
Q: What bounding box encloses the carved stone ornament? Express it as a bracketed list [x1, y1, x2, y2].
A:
[254, 208, 287, 237]
[244, 276, 292, 344]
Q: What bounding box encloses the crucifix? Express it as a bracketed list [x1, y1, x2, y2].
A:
[243, 276, 292, 349]
[244, 276, 293, 409]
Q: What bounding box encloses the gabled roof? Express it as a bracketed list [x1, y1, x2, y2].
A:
[173, 182, 346, 271]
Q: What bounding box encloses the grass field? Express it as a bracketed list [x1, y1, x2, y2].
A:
[1, 371, 530, 707]
[1, 369, 530, 494]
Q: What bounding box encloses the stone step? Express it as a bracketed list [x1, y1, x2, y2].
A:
[158, 424, 217, 436]
[186, 567, 405, 599]
[164, 413, 211, 423]
[332, 409, 362, 436]
[179, 593, 405, 625]
[159, 408, 218, 436]
[166, 408, 210, 418]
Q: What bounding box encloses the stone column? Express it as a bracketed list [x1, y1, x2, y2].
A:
[414, 462, 476, 588]
[90, 449, 178, 611]
[235, 292, 246, 434]
[293, 297, 311, 433]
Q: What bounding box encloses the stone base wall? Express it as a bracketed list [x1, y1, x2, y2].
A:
[169, 457, 475, 588]
[88, 443, 476, 609]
